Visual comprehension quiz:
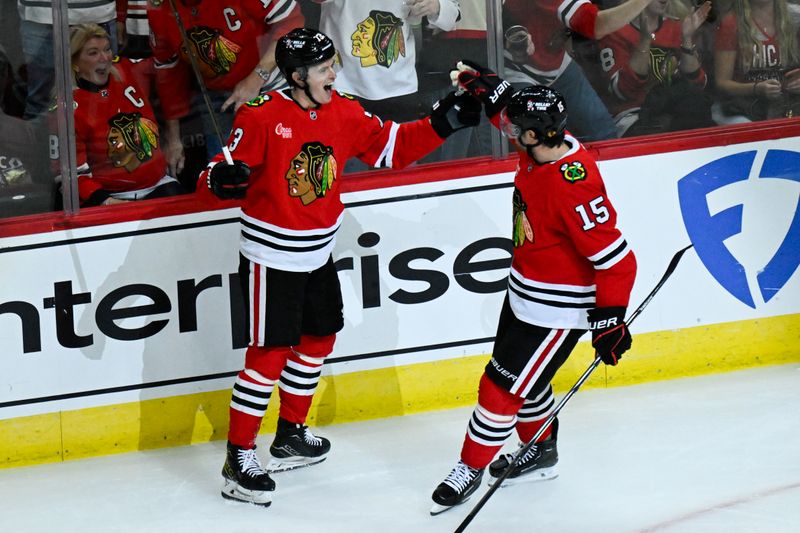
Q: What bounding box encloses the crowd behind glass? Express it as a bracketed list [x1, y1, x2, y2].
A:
[1, 0, 798, 218]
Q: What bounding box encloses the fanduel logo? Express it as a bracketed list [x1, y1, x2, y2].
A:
[678, 149, 800, 308]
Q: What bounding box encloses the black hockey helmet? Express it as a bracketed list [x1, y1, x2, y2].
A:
[276, 28, 336, 85]
[501, 85, 568, 145]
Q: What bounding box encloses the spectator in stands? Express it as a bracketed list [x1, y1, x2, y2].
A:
[315, 0, 461, 122]
[502, 0, 656, 142]
[147, 0, 303, 159]
[418, 0, 494, 162]
[116, 0, 151, 60]
[63, 23, 185, 207]
[594, 0, 714, 137]
[713, 0, 800, 123]
[17, 0, 119, 119]
[0, 43, 52, 217]
[315, 0, 460, 172]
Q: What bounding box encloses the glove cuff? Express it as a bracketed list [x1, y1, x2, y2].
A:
[429, 114, 453, 139]
[587, 306, 627, 331]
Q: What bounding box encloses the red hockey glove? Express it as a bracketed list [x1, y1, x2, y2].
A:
[587, 307, 631, 366]
[451, 60, 512, 119]
[208, 160, 249, 199]
[429, 90, 482, 139]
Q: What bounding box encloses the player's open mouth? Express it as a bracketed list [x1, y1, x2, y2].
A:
[324, 84, 332, 93]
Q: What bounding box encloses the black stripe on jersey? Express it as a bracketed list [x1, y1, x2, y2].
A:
[241, 229, 334, 253]
[233, 382, 271, 400]
[559, 0, 582, 26]
[241, 218, 337, 241]
[265, 0, 295, 23]
[509, 283, 594, 309]
[508, 276, 595, 309]
[593, 239, 629, 268]
[510, 275, 596, 299]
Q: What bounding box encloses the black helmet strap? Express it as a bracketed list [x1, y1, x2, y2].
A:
[291, 69, 323, 109]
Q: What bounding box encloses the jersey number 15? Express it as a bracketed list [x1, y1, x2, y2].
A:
[574, 195, 609, 230]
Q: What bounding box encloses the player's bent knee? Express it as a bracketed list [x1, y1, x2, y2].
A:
[244, 345, 293, 380]
[293, 334, 336, 359]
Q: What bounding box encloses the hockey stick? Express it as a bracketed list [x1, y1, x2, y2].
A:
[166, 0, 234, 165]
[454, 244, 694, 533]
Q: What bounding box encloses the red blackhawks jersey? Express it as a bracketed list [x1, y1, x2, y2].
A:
[507, 133, 636, 329]
[598, 19, 707, 117]
[199, 90, 444, 272]
[504, 0, 599, 79]
[71, 57, 168, 204]
[715, 12, 783, 81]
[147, 0, 302, 119]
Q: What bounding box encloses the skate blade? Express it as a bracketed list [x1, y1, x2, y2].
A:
[429, 492, 476, 516]
[267, 455, 327, 473]
[221, 479, 272, 507]
[487, 466, 558, 488]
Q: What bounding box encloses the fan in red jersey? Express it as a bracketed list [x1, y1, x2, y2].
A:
[429, 64, 637, 515]
[147, 0, 304, 162]
[202, 27, 481, 507]
[62, 23, 185, 207]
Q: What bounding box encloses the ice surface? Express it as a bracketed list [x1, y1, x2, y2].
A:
[1, 364, 798, 533]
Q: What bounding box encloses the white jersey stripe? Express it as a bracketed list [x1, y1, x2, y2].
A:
[589, 235, 631, 270]
[510, 329, 567, 397]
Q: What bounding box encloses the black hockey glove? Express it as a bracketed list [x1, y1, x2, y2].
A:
[208, 159, 250, 199]
[429, 90, 482, 139]
[587, 306, 631, 366]
[451, 60, 513, 119]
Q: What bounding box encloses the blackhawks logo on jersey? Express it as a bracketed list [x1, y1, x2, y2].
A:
[183, 26, 241, 78]
[512, 188, 534, 247]
[285, 142, 337, 205]
[560, 161, 586, 183]
[106, 112, 159, 172]
[351, 10, 405, 69]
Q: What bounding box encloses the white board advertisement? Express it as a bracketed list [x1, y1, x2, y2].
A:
[1, 137, 798, 419]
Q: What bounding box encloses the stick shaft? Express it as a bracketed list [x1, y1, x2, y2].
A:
[166, 0, 233, 164]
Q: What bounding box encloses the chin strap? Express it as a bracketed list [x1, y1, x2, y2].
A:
[518, 135, 543, 163]
[295, 79, 323, 108]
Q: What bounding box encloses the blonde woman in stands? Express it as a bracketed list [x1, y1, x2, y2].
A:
[713, 0, 800, 123]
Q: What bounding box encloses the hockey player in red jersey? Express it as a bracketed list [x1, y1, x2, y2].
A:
[65, 23, 185, 206]
[430, 63, 637, 514]
[200, 28, 481, 507]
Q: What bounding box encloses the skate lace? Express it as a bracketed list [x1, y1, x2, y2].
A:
[301, 426, 323, 446]
[237, 448, 267, 478]
[443, 462, 479, 492]
[516, 442, 540, 465]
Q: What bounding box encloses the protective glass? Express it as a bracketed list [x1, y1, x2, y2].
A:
[499, 109, 522, 138]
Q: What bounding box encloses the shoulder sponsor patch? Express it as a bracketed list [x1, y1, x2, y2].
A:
[245, 95, 271, 107]
[560, 161, 586, 183]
